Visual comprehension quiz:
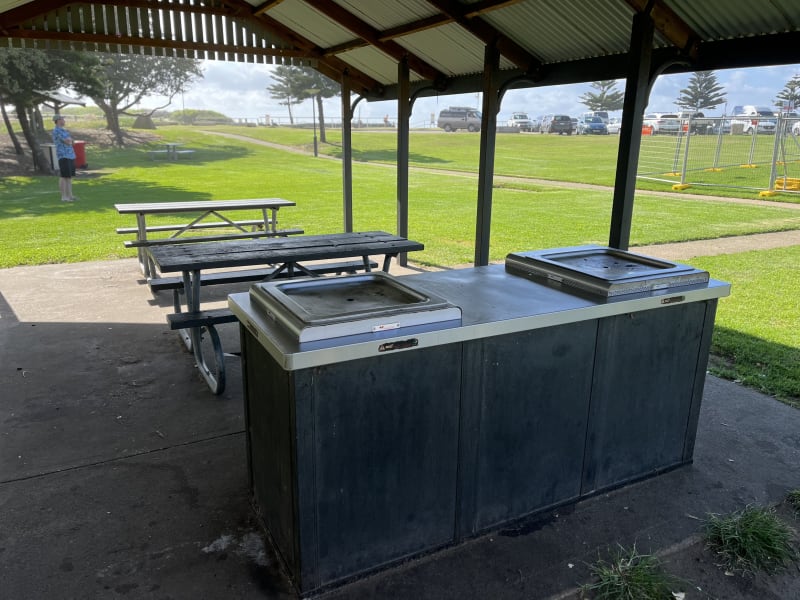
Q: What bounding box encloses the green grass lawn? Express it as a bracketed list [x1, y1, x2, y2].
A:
[1, 125, 798, 404]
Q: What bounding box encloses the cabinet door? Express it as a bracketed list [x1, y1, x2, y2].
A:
[460, 320, 597, 534]
[582, 302, 708, 494]
[300, 344, 462, 586]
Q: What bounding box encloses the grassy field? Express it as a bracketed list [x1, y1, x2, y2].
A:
[1, 124, 798, 403]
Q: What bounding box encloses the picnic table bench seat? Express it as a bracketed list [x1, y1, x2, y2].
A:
[150, 259, 378, 293]
[116, 219, 272, 235]
[167, 308, 239, 330]
[124, 228, 304, 248]
[166, 308, 237, 394]
[152, 259, 378, 314]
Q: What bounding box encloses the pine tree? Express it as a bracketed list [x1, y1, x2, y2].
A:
[579, 80, 624, 112]
[267, 65, 340, 141]
[676, 71, 726, 111]
[774, 74, 800, 112]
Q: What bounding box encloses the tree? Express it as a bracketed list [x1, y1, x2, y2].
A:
[579, 80, 625, 112]
[72, 53, 202, 145]
[0, 48, 90, 172]
[774, 74, 800, 111]
[676, 71, 726, 111]
[267, 66, 301, 125]
[267, 66, 340, 142]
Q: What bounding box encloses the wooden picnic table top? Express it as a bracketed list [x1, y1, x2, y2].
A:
[114, 198, 296, 214]
[148, 231, 424, 273]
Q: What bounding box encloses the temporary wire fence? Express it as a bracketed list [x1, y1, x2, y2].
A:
[637, 115, 800, 196]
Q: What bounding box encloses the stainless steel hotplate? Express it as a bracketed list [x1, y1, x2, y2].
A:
[505, 245, 709, 297]
[249, 271, 462, 342]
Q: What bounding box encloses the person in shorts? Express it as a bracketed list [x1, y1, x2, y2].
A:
[52, 115, 77, 202]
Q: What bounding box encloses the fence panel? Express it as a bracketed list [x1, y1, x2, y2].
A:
[637, 116, 800, 195]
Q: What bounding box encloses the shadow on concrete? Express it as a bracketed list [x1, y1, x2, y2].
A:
[1, 260, 798, 599]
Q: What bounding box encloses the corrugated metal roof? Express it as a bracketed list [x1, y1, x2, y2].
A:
[1, 0, 799, 99]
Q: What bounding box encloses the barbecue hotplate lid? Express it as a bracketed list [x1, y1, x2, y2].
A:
[249, 271, 462, 343]
[505, 245, 710, 297]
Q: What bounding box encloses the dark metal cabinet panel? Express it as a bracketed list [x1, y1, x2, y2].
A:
[241, 332, 300, 574]
[582, 302, 711, 494]
[459, 320, 598, 535]
[242, 330, 462, 594]
[303, 346, 462, 585]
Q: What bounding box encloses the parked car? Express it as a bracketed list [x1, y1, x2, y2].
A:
[582, 111, 609, 124]
[730, 105, 777, 134]
[507, 112, 535, 132]
[607, 117, 622, 134]
[541, 114, 574, 135]
[710, 118, 732, 135]
[643, 113, 681, 134]
[577, 115, 608, 135]
[437, 107, 482, 132]
[779, 111, 799, 134]
[675, 111, 715, 134]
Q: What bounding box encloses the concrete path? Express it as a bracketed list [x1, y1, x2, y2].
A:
[1, 258, 799, 599]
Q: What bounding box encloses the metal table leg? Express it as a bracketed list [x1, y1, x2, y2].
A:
[182, 268, 226, 394]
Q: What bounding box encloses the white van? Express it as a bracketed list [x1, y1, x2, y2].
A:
[730, 105, 777, 134]
[582, 111, 609, 124]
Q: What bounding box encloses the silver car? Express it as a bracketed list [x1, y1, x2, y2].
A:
[643, 113, 681, 134]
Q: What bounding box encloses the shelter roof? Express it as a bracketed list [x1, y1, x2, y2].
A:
[2, 1, 799, 99]
[34, 89, 86, 106]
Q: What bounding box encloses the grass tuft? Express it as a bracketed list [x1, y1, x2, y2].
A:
[704, 504, 797, 574]
[580, 544, 686, 599]
[787, 490, 800, 516]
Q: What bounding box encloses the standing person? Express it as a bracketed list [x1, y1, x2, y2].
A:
[52, 115, 77, 202]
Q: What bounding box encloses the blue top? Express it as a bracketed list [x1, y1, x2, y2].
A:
[52, 125, 76, 160]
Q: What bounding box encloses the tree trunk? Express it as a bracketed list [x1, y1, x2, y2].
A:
[32, 105, 45, 137]
[16, 103, 50, 174]
[285, 101, 294, 125]
[95, 99, 125, 145]
[317, 94, 327, 144]
[1, 97, 24, 155]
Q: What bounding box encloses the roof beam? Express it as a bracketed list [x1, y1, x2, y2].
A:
[463, 0, 525, 18]
[251, 0, 286, 17]
[300, 0, 445, 84]
[321, 1, 526, 58]
[624, 0, 700, 60]
[220, 0, 388, 95]
[424, 0, 542, 73]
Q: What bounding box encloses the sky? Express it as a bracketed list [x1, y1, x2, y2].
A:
[139, 60, 800, 127]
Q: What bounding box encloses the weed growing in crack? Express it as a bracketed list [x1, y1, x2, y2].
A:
[704, 504, 798, 575]
[580, 544, 687, 599]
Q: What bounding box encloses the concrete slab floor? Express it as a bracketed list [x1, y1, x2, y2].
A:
[1, 259, 798, 599]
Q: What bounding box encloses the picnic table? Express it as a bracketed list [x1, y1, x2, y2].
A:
[147, 142, 194, 160]
[115, 199, 301, 278]
[147, 231, 425, 394]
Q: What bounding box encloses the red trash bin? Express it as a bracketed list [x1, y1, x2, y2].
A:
[73, 140, 87, 169]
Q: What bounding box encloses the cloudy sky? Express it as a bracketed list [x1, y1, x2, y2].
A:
[140, 60, 800, 126]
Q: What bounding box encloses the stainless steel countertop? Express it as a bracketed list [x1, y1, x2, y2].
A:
[229, 264, 731, 371]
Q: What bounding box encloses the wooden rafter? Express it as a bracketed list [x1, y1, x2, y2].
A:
[251, 0, 285, 17]
[0, 0, 385, 95]
[306, 0, 527, 64]
[424, 0, 542, 73]
[624, 0, 699, 59]
[299, 0, 445, 84]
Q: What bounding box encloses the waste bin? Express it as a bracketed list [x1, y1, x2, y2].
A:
[73, 140, 87, 168]
[731, 122, 744, 135]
